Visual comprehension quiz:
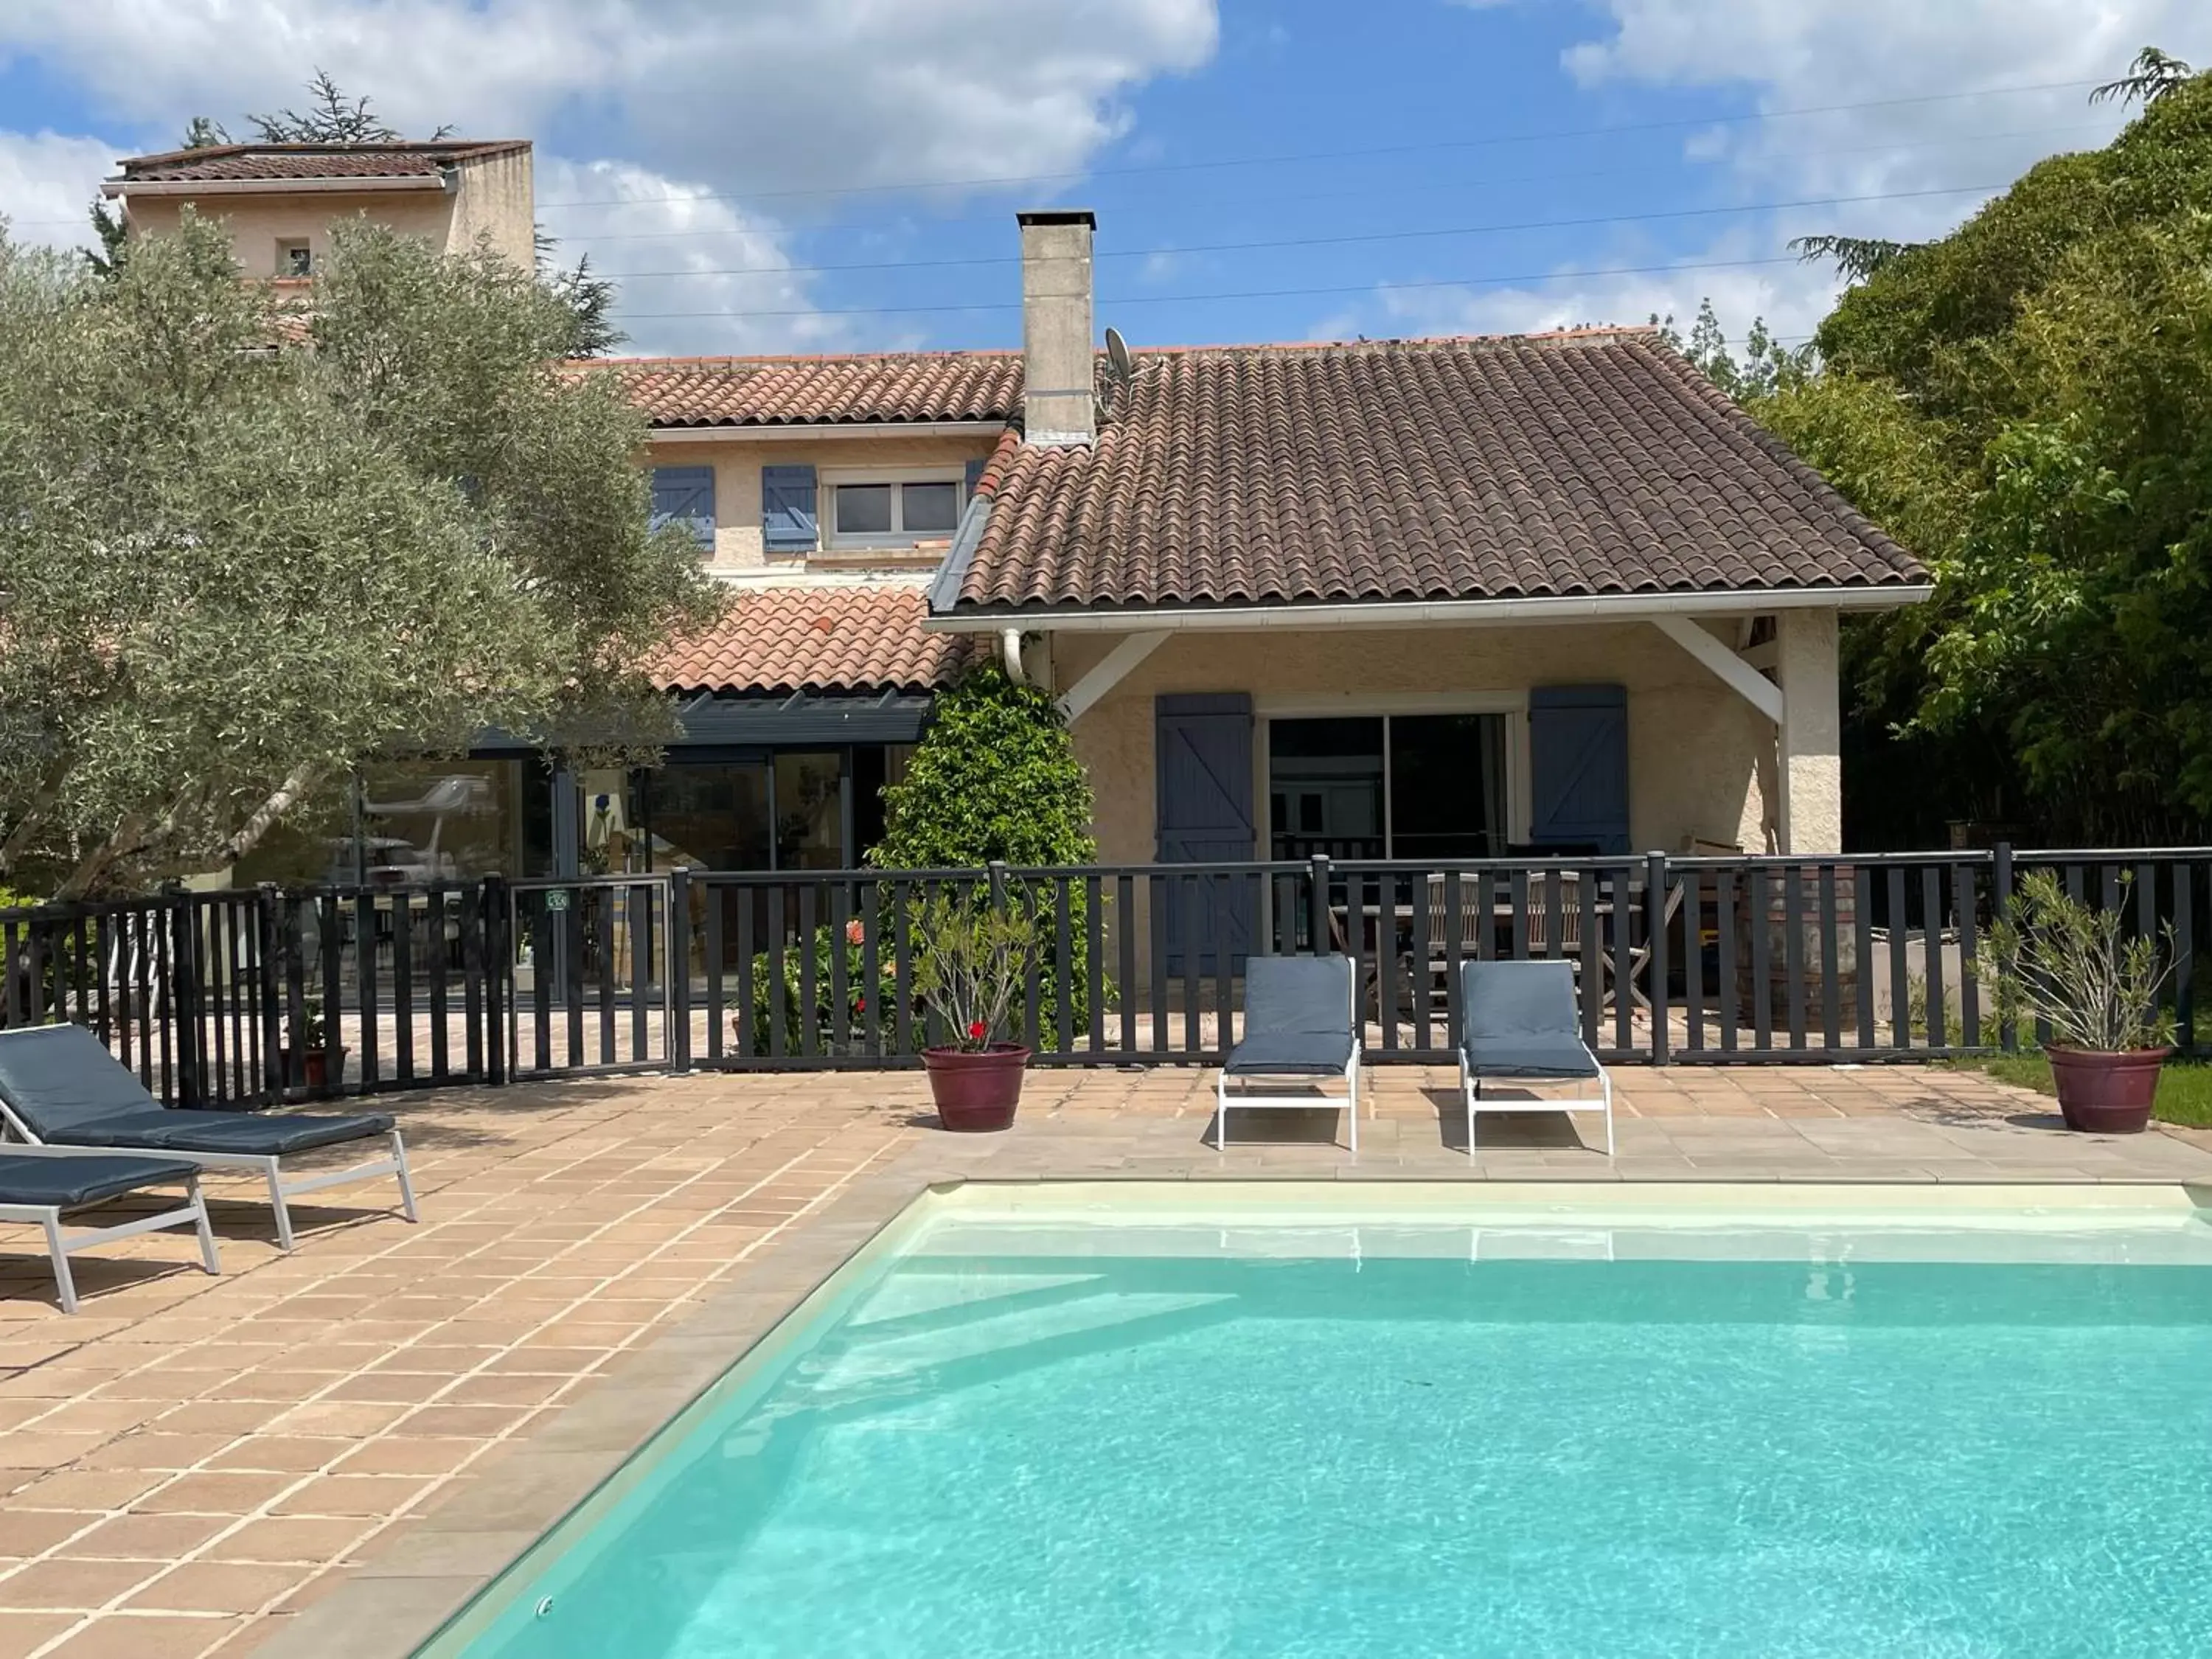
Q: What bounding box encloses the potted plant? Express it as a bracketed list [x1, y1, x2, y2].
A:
[1986, 870, 2174, 1133]
[283, 994, 349, 1093]
[913, 888, 1037, 1132]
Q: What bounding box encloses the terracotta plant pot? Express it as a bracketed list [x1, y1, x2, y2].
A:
[282, 1047, 350, 1093]
[2045, 1045, 2169, 1134]
[921, 1043, 1030, 1132]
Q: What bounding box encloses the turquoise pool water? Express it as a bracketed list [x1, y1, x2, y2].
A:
[447, 1200, 2212, 1658]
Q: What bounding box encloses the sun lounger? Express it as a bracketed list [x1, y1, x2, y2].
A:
[1458, 959, 1613, 1157]
[0, 1024, 417, 1250]
[0, 1149, 219, 1312]
[1216, 956, 1361, 1151]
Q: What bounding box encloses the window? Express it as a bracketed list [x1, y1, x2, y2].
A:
[1267, 712, 1509, 860]
[277, 240, 312, 277]
[826, 472, 965, 545]
[650, 466, 717, 552]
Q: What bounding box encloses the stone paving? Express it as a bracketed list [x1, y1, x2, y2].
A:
[3, 1062, 2211, 1658]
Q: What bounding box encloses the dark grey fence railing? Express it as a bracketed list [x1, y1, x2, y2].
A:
[1, 846, 2205, 1103]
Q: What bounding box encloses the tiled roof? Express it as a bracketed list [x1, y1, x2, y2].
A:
[949, 330, 1926, 612]
[649, 585, 970, 695]
[603, 352, 1023, 428]
[114, 141, 529, 184]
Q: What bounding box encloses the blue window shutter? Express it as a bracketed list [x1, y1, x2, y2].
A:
[649, 466, 715, 551]
[1528, 685, 1630, 854]
[963, 457, 985, 501]
[1155, 694, 1256, 974]
[761, 464, 818, 553]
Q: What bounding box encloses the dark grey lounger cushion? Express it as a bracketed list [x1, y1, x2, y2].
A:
[0, 1024, 394, 1152]
[1459, 960, 1600, 1079]
[0, 1152, 200, 1211]
[1225, 956, 1355, 1076]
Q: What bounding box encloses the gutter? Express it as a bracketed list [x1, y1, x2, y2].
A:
[647, 419, 1007, 443]
[103, 174, 453, 198]
[921, 584, 1936, 634]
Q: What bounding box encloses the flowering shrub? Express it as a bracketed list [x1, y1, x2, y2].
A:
[737, 923, 900, 1057]
[912, 888, 1038, 1052]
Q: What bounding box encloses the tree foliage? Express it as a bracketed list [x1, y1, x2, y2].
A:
[244, 70, 451, 145]
[1747, 54, 2212, 842]
[870, 662, 1098, 869]
[1649, 297, 1814, 403]
[0, 211, 720, 897]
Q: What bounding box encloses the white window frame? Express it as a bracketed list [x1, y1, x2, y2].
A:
[820, 466, 967, 549]
[1252, 692, 1532, 857]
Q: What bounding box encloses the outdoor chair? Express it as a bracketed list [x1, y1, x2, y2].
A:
[1215, 956, 1361, 1151]
[0, 1023, 417, 1251]
[1458, 959, 1613, 1157]
[0, 1149, 219, 1313]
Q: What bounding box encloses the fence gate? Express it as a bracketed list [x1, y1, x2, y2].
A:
[506, 876, 672, 1079]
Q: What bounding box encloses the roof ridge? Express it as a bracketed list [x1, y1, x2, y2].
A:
[587, 348, 1023, 370]
[117, 139, 529, 171]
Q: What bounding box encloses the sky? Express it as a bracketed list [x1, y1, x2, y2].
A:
[0, 0, 2206, 360]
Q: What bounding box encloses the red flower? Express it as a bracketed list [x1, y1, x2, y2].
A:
[968, 1020, 987, 1042]
[854, 995, 866, 1012]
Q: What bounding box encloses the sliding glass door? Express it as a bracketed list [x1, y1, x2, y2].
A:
[1267, 712, 1509, 860]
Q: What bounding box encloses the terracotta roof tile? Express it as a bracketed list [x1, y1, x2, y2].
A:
[951, 331, 1925, 611]
[600, 352, 1022, 428]
[115, 141, 529, 184]
[649, 585, 970, 695]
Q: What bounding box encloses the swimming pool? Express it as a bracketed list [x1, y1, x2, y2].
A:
[429, 1184, 2212, 1658]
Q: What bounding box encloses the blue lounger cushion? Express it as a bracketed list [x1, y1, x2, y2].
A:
[0, 1025, 394, 1153]
[0, 1152, 201, 1211]
[1225, 956, 1356, 1075]
[1459, 960, 1601, 1078]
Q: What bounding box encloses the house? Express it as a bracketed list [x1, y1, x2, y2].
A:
[101, 139, 536, 279]
[105, 129, 1927, 883]
[922, 212, 1928, 867]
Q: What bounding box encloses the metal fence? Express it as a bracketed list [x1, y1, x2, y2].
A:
[1, 846, 2205, 1103]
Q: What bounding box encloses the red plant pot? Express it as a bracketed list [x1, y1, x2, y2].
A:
[921, 1043, 1030, 1132]
[2045, 1045, 2169, 1134]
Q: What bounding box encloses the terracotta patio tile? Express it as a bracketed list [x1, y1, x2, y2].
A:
[201, 1439, 347, 1475]
[0, 1612, 77, 1659]
[201, 1517, 376, 1565]
[131, 1473, 296, 1515]
[0, 1557, 159, 1610]
[0, 1511, 97, 1559]
[261, 1402, 412, 1439]
[122, 1561, 307, 1615]
[268, 1476, 434, 1517]
[327, 1439, 480, 1479]
[58, 1510, 232, 1562]
[41, 1613, 247, 1658]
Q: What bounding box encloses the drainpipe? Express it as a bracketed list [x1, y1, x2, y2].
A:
[1001, 627, 1026, 684]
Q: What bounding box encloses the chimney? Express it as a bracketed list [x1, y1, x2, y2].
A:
[1017, 209, 1096, 447]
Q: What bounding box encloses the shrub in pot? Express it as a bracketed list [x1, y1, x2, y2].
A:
[1986, 871, 2174, 1133]
[913, 888, 1037, 1132]
[282, 994, 349, 1093]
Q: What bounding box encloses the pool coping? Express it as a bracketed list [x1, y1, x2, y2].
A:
[254, 1160, 2212, 1659]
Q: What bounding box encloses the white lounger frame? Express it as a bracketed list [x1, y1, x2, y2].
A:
[1459, 1048, 1615, 1158]
[1215, 1047, 1362, 1152]
[1, 1103, 417, 1252]
[0, 1151, 220, 1313]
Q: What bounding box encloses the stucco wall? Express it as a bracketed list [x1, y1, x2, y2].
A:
[1054, 621, 1774, 866]
[128, 192, 458, 276]
[448, 150, 535, 268]
[639, 432, 998, 571]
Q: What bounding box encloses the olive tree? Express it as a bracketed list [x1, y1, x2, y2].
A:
[0, 212, 717, 897]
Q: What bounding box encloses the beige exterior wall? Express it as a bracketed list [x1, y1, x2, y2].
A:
[127, 189, 457, 276]
[122, 152, 533, 274]
[1053, 621, 1775, 869]
[640, 432, 998, 572]
[446, 150, 535, 267]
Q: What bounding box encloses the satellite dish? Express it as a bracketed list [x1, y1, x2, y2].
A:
[1104, 325, 1133, 385]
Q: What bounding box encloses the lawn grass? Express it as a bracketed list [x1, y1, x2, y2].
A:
[1947, 1051, 2212, 1127]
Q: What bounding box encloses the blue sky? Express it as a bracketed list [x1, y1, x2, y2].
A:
[0, 0, 2204, 358]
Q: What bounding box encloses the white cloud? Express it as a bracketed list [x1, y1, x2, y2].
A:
[0, 1, 1218, 198]
[1313, 1, 2211, 353]
[0, 130, 119, 252]
[534, 157, 844, 357]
